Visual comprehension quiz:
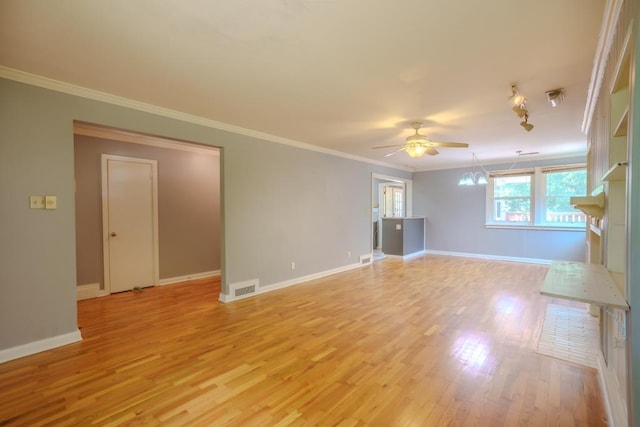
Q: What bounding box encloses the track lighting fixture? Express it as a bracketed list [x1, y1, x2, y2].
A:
[509, 83, 533, 132]
[520, 112, 534, 132]
[509, 84, 526, 107]
[545, 88, 565, 107]
[512, 104, 527, 118]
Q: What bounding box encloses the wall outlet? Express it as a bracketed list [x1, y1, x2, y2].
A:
[348, 251, 351, 257]
[291, 261, 295, 270]
[30, 196, 45, 209]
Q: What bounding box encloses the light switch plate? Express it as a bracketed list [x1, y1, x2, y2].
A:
[396, 224, 402, 230]
[45, 195, 57, 210]
[30, 195, 45, 209]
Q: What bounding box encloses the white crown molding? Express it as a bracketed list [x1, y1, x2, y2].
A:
[582, 0, 625, 134]
[413, 152, 587, 173]
[74, 122, 220, 156]
[0, 66, 411, 172]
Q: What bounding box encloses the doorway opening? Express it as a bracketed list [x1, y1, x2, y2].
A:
[371, 173, 413, 261]
[73, 122, 222, 300]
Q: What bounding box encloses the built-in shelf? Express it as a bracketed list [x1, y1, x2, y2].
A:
[540, 261, 629, 310]
[589, 223, 602, 236]
[613, 106, 628, 137]
[570, 192, 605, 219]
[611, 26, 631, 93]
[601, 162, 628, 181]
[609, 271, 625, 294]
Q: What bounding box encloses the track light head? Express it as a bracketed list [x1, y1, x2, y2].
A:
[509, 83, 526, 107]
[520, 120, 534, 132]
[512, 105, 527, 118]
[510, 83, 533, 131]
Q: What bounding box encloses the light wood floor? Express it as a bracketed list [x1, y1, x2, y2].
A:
[0, 256, 607, 426]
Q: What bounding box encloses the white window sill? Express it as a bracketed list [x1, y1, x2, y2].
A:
[485, 224, 586, 231]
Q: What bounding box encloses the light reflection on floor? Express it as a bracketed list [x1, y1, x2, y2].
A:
[494, 293, 521, 315]
[451, 294, 527, 373]
[451, 332, 492, 371]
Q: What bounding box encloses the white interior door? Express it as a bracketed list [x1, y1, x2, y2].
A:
[102, 155, 159, 293]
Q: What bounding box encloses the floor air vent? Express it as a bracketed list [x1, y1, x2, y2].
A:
[360, 254, 373, 264]
[229, 279, 259, 299]
[234, 284, 255, 297]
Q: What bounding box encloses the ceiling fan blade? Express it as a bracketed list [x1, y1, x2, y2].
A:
[426, 147, 439, 156]
[384, 147, 407, 157]
[372, 144, 405, 149]
[429, 141, 469, 148]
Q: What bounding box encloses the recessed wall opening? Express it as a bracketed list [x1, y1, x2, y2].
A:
[73, 121, 222, 302]
[371, 173, 413, 261]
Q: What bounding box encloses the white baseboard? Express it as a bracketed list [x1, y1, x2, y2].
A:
[76, 271, 220, 300]
[426, 250, 552, 265]
[0, 330, 82, 364]
[77, 283, 109, 300]
[219, 262, 367, 303]
[597, 353, 628, 427]
[158, 270, 220, 286]
[77, 282, 101, 300]
[383, 250, 427, 260]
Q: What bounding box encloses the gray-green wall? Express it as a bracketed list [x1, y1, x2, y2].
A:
[413, 156, 588, 261]
[74, 135, 221, 286]
[0, 77, 409, 351]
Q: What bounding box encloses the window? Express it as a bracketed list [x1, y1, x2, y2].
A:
[543, 169, 587, 226]
[492, 173, 532, 223]
[487, 165, 586, 228]
[382, 185, 404, 217]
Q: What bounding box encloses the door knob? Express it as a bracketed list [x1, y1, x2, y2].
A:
[111, 232, 117, 237]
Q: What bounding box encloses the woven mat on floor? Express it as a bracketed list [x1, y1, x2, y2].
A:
[536, 304, 599, 369]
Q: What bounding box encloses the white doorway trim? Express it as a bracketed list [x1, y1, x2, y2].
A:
[101, 154, 160, 293]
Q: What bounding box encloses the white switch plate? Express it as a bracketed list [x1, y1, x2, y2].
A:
[30, 196, 45, 209]
[396, 224, 402, 230]
[45, 195, 57, 210]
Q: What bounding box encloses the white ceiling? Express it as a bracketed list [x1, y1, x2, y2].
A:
[0, 0, 604, 170]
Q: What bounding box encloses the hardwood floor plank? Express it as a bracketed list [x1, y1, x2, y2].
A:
[0, 256, 608, 425]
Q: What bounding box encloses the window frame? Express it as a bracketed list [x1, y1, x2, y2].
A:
[485, 164, 587, 230]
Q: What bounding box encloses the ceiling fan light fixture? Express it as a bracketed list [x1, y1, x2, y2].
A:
[406, 143, 427, 158]
[371, 121, 468, 159]
[406, 134, 428, 144]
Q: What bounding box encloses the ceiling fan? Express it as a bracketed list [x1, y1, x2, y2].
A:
[372, 122, 469, 158]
